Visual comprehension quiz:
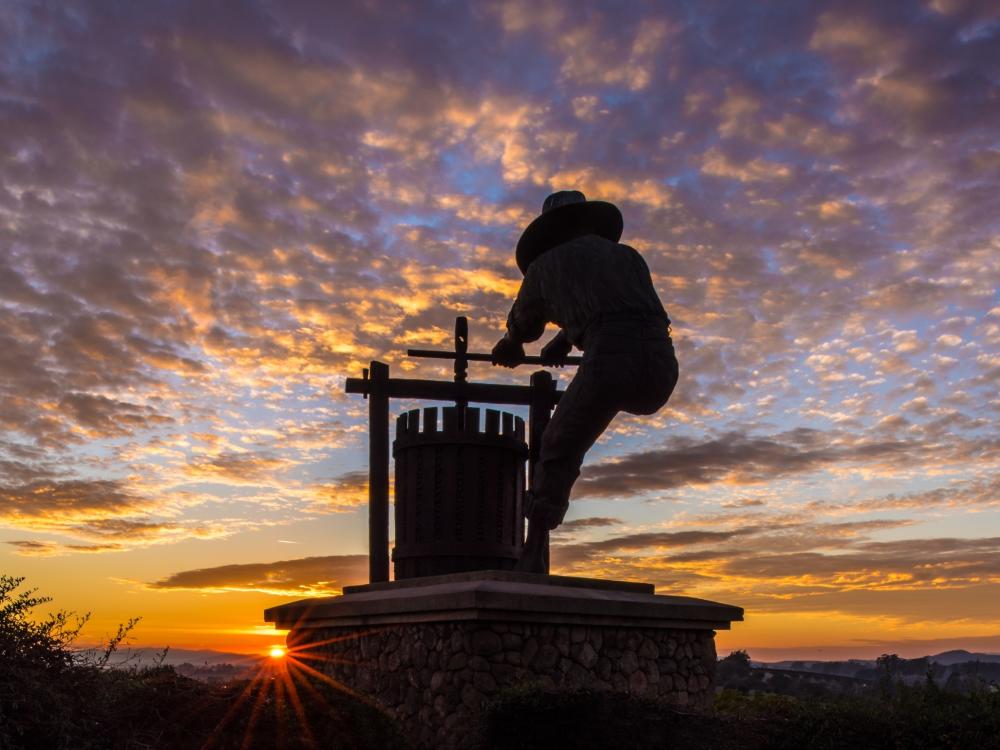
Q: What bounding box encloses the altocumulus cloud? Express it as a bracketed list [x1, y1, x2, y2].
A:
[149, 555, 369, 596]
[0, 0, 998, 642]
[574, 429, 921, 498]
[551, 521, 1000, 623]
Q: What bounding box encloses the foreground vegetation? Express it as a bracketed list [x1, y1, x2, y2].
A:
[3, 575, 998, 749]
[0, 575, 405, 749]
[480, 683, 1000, 750]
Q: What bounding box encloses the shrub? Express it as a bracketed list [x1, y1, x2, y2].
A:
[476, 684, 748, 750]
[715, 684, 1000, 750]
[478, 681, 1000, 750]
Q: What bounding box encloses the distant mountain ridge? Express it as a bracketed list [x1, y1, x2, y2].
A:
[758, 650, 1000, 670]
[85, 645, 1000, 673]
[927, 649, 1000, 665]
[721, 649, 1000, 697]
[85, 647, 264, 668]
[105, 646, 1000, 670]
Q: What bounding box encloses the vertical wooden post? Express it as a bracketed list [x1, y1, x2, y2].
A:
[368, 360, 390, 583]
[454, 316, 469, 419]
[528, 370, 555, 574]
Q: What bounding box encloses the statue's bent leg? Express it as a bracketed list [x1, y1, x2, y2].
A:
[518, 337, 677, 573]
[531, 363, 619, 528]
[516, 364, 618, 573]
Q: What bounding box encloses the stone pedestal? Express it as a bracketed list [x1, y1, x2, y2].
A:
[264, 571, 742, 750]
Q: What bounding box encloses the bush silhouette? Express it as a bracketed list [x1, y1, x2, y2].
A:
[0, 575, 407, 749]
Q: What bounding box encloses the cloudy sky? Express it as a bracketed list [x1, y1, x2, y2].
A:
[2, 0, 998, 660]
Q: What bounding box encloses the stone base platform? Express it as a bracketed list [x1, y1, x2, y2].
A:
[264, 571, 742, 750]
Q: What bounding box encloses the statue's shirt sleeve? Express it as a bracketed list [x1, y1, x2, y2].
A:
[506, 265, 547, 343]
[506, 235, 668, 350]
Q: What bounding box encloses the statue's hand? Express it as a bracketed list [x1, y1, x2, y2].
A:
[540, 331, 571, 366]
[491, 336, 524, 368]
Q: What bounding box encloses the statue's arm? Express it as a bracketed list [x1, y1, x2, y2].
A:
[505, 269, 546, 344]
[540, 329, 571, 364]
[492, 269, 545, 367]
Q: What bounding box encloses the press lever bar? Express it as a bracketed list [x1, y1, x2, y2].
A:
[407, 349, 582, 366]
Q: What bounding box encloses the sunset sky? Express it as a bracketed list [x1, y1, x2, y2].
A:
[2, 0, 999, 661]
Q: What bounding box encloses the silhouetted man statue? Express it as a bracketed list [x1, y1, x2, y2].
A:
[492, 191, 678, 573]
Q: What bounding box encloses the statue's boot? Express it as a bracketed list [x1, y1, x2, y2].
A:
[515, 521, 547, 573]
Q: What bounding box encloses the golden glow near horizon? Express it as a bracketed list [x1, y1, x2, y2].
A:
[2, 1, 999, 662]
[269, 646, 287, 660]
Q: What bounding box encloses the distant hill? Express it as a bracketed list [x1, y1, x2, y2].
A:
[759, 658, 874, 672]
[721, 649, 1000, 698]
[929, 649, 1000, 665]
[756, 651, 1000, 671]
[82, 646, 264, 668]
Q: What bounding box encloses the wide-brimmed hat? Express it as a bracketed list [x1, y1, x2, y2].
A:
[515, 190, 623, 274]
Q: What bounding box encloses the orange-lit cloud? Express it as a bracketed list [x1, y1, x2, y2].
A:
[149, 555, 368, 597]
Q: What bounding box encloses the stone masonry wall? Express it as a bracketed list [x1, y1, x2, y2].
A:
[291, 621, 717, 750]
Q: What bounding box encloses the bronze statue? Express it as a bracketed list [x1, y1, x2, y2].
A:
[492, 191, 678, 573]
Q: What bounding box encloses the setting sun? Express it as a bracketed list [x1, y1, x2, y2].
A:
[268, 646, 286, 659]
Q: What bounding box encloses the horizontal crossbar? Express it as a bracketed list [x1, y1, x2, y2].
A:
[345, 376, 563, 407]
[407, 348, 582, 366]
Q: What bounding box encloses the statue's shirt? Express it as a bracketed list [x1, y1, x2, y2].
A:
[506, 234, 669, 350]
